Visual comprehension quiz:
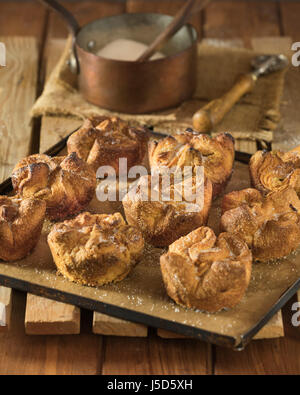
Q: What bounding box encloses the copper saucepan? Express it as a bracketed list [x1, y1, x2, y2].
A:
[39, 0, 198, 114]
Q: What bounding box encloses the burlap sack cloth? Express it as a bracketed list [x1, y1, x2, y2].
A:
[31, 37, 287, 144]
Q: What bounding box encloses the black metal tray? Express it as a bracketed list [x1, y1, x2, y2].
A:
[0, 131, 299, 350]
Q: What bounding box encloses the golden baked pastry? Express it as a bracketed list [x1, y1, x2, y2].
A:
[122, 173, 212, 247]
[221, 187, 300, 262]
[48, 212, 144, 286]
[249, 146, 300, 196]
[160, 226, 252, 312]
[67, 116, 148, 174]
[0, 196, 46, 261]
[11, 152, 96, 221]
[149, 130, 235, 197]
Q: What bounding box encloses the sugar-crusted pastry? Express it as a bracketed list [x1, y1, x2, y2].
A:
[221, 187, 300, 262]
[0, 196, 46, 261]
[67, 116, 148, 174]
[11, 152, 96, 221]
[160, 226, 252, 312]
[47, 212, 144, 286]
[122, 173, 212, 247]
[249, 146, 300, 196]
[149, 130, 235, 197]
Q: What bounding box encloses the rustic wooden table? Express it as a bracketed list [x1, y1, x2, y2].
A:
[0, 0, 300, 375]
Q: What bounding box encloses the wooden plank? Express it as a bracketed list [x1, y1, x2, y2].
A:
[157, 329, 188, 339]
[0, 1, 46, 42]
[0, 291, 102, 374]
[214, 299, 300, 375]
[0, 36, 40, 335]
[0, 287, 12, 333]
[25, 295, 80, 335]
[126, 0, 202, 39]
[0, 36, 38, 187]
[280, 0, 300, 42]
[251, 36, 295, 153]
[204, 0, 280, 48]
[253, 311, 284, 340]
[272, 3, 300, 152]
[93, 312, 148, 337]
[47, 0, 126, 39]
[102, 333, 212, 374]
[234, 140, 257, 155]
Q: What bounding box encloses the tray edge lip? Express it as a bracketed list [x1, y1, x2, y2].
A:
[237, 274, 300, 349]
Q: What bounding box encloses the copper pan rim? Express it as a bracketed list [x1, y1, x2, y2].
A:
[75, 12, 198, 64]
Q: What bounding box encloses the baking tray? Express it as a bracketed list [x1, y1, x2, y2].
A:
[1, 131, 300, 350]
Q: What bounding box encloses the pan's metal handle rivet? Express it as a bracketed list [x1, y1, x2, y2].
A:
[87, 40, 96, 51]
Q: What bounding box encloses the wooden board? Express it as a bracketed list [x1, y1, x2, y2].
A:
[93, 312, 148, 337]
[0, 286, 12, 333]
[280, 0, 300, 42]
[0, 1, 46, 42]
[25, 294, 80, 335]
[102, 334, 212, 374]
[204, 0, 280, 48]
[126, 0, 202, 39]
[213, 297, 300, 375]
[0, 290, 102, 375]
[47, 0, 127, 40]
[0, 36, 39, 335]
[0, 36, 38, 194]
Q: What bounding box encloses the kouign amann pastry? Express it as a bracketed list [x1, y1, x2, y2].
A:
[160, 226, 252, 312]
[221, 187, 300, 262]
[0, 196, 46, 261]
[67, 116, 148, 174]
[149, 130, 235, 197]
[249, 145, 300, 196]
[48, 212, 144, 286]
[11, 152, 96, 221]
[122, 173, 212, 247]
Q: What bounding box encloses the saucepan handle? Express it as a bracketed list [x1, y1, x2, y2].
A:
[37, 0, 80, 73]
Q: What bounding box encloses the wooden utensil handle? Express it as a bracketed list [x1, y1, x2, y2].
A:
[192, 73, 256, 133]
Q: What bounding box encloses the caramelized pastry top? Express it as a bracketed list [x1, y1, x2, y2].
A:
[67, 116, 148, 174]
[47, 212, 144, 286]
[221, 187, 300, 261]
[122, 173, 212, 247]
[0, 195, 46, 261]
[249, 146, 300, 196]
[160, 226, 252, 312]
[149, 130, 234, 197]
[11, 152, 96, 221]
